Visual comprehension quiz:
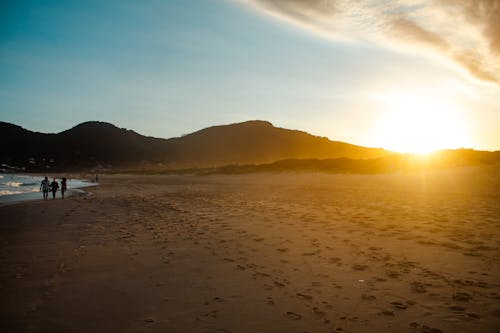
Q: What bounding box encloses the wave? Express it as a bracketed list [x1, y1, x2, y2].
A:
[4, 181, 23, 187]
[2, 181, 37, 187]
[0, 190, 23, 195]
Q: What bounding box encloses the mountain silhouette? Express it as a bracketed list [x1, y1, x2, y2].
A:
[166, 120, 388, 167]
[2, 120, 498, 173]
[1, 120, 388, 171]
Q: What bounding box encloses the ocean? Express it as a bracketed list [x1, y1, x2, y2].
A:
[0, 174, 96, 205]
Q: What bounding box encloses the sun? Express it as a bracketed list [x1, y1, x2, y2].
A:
[374, 92, 471, 154]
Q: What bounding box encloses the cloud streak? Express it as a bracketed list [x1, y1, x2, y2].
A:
[242, 0, 500, 83]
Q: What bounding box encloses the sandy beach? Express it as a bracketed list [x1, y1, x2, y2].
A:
[1, 169, 499, 332]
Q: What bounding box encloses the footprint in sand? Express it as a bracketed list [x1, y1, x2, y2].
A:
[332, 282, 343, 289]
[386, 270, 401, 279]
[285, 312, 302, 320]
[202, 310, 218, 318]
[273, 280, 288, 287]
[296, 292, 313, 300]
[452, 292, 472, 302]
[465, 313, 480, 320]
[313, 307, 326, 317]
[302, 249, 321, 256]
[361, 294, 376, 301]
[322, 301, 334, 310]
[410, 281, 427, 293]
[449, 305, 466, 312]
[352, 264, 369, 271]
[379, 310, 395, 316]
[390, 301, 408, 309]
[409, 322, 442, 333]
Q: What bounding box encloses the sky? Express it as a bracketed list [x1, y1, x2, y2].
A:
[1, 0, 499, 153]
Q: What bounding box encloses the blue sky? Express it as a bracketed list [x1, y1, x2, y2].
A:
[1, 0, 499, 152]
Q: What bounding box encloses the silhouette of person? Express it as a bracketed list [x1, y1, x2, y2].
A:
[40, 176, 50, 201]
[61, 177, 67, 199]
[50, 178, 59, 200]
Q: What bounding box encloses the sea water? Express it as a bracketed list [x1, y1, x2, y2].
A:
[0, 174, 96, 205]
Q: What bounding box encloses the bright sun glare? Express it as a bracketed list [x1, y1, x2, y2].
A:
[375, 92, 471, 154]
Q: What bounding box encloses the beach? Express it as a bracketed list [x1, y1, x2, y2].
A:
[1, 169, 499, 332]
[0, 174, 96, 206]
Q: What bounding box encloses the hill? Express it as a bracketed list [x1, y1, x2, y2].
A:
[0, 121, 170, 171]
[0, 120, 389, 171]
[166, 120, 388, 167]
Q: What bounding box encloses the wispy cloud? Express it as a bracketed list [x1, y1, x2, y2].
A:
[242, 0, 500, 83]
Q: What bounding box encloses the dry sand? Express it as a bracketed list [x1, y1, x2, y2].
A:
[1, 168, 499, 332]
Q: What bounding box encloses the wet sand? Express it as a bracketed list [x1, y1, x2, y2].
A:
[1, 168, 499, 332]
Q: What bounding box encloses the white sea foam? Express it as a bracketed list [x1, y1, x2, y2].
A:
[0, 175, 38, 197]
[5, 181, 22, 187]
[0, 190, 23, 195]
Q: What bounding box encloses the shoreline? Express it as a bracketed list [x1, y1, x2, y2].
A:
[0, 187, 96, 207]
[0, 173, 98, 206]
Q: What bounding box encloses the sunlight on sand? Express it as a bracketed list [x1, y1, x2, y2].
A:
[1, 170, 499, 332]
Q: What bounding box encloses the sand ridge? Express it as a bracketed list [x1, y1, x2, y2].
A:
[1, 169, 499, 332]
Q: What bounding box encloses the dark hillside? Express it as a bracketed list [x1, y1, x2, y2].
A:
[167, 120, 388, 167]
[1, 120, 389, 171]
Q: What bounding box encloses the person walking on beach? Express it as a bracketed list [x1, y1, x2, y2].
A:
[50, 178, 59, 200]
[40, 176, 50, 201]
[61, 177, 67, 199]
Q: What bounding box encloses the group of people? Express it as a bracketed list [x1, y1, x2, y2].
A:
[40, 176, 67, 200]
